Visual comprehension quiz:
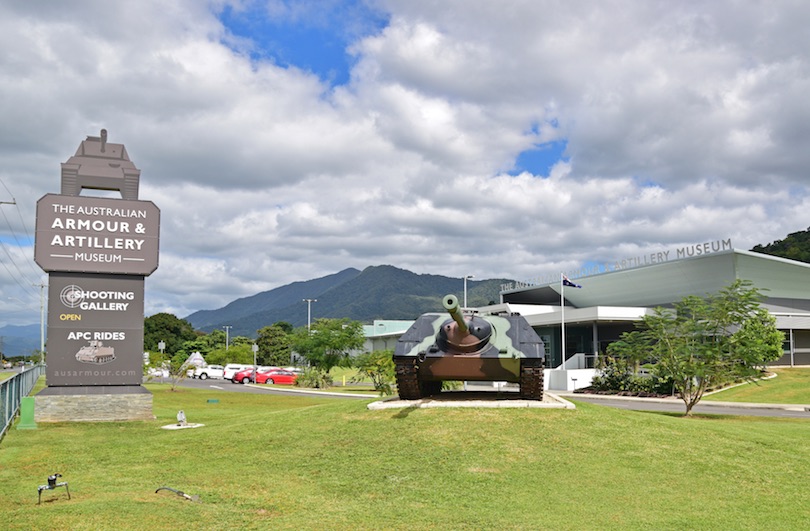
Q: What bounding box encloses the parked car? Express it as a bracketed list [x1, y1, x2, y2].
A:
[256, 369, 298, 385]
[192, 364, 225, 380]
[232, 366, 283, 384]
[223, 364, 252, 382]
[147, 367, 169, 378]
[232, 367, 259, 384]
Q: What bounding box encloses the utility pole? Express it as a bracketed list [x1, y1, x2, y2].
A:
[463, 275, 474, 308]
[303, 299, 317, 333]
[35, 281, 47, 364]
[223, 325, 232, 350]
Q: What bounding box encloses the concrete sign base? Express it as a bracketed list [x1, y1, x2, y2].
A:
[35, 386, 154, 422]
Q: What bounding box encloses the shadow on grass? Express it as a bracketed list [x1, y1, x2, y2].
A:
[629, 409, 770, 421]
[391, 405, 419, 419]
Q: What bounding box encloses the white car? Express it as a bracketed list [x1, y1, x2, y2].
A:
[147, 367, 169, 378]
[192, 364, 225, 380]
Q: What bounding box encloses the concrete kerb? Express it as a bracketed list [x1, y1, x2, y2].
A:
[557, 391, 810, 412]
[243, 383, 375, 398]
[161, 423, 205, 430]
[367, 392, 575, 410]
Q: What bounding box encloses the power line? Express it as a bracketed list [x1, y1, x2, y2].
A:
[0, 177, 42, 298]
[0, 203, 42, 281]
[2, 180, 42, 280]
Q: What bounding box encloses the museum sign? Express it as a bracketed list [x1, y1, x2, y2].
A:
[35, 194, 160, 275]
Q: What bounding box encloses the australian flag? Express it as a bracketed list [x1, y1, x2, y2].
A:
[562, 275, 582, 288]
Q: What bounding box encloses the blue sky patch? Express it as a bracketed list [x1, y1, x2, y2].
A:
[217, 1, 389, 86]
[509, 140, 568, 177]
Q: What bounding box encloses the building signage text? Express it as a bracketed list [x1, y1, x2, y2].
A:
[501, 238, 733, 292]
[35, 194, 160, 275]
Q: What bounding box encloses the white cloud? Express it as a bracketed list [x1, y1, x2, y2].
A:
[1, 0, 809, 327]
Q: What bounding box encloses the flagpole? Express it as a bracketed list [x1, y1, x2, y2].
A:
[560, 273, 565, 371]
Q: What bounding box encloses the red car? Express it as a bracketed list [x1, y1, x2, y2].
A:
[232, 367, 257, 384]
[255, 369, 297, 385]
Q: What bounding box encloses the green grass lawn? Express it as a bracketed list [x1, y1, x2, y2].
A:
[704, 367, 810, 404]
[2, 383, 809, 530]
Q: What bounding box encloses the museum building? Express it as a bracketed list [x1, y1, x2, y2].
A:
[487, 249, 810, 370]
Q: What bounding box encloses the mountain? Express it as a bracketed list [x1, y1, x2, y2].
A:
[0, 324, 41, 359]
[184, 265, 511, 337]
[751, 227, 810, 263]
[185, 267, 362, 330]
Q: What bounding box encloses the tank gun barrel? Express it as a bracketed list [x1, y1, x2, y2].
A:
[442, 294, 468, 334]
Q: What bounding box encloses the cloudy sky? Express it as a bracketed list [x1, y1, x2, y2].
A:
[1, 0, 809, 328]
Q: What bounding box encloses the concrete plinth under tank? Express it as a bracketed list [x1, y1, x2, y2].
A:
[35, 386, 154, 422]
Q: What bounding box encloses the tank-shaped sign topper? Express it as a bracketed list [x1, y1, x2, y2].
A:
[61, 129, 141, 200]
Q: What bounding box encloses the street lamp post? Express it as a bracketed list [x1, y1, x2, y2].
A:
[463, 275, 474, 308]
[303, 299, 317, 333]
[223, 325, 232, 350]
[252, 343, 258, 383]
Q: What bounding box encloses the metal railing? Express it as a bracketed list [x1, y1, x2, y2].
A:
[1, 365, 44, 441]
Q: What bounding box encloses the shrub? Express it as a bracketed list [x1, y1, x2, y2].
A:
[591, 356, 673, 396]
[352, 350, 395, 396]
[295, 367, 333, 389]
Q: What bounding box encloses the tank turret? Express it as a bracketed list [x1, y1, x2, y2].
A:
[393, 295, 545, 400]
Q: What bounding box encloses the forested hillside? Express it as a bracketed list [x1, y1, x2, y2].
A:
[751, 227, 810, 263]
[185, 265, 510, 337]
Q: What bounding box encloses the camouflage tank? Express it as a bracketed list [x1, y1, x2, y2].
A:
[393, 295, 545, 400]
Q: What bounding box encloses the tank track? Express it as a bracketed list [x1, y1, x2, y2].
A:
[395, 358, 423, 400]
[394, 358, 442, 400]
[519, 358, 545, 400]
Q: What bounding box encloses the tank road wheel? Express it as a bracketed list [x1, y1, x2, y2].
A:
[519, 359, 545, 400]
[395, 358, 424, 400]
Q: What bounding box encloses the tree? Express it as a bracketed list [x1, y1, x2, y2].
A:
[352, 349, 395, 396]
[635, 280, 784, 416]
[164, 352, 192, 391]
[230, 335, 254, 347]
[728, 308, 785, 372]
[752, 226, 810, 263]
[605, 330, 649, 375]
[256, 324, 292, 366]
[144, 313, 197, 356]
[204, 343, 255, 366]
[290, 318, 365, 374]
